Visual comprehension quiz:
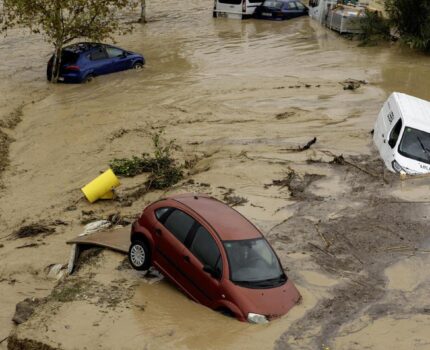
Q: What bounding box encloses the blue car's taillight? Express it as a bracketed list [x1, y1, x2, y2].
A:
[65, 65, 80, 71]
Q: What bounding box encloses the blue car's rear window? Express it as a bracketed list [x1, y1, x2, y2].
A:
[61, 51, 79, 64]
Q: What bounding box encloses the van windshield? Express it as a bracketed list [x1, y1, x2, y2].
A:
[398, 126, 430, 164]
[223, 238, 286, 288]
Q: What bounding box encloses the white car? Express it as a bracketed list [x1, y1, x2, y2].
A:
[373, 92, 430, 174]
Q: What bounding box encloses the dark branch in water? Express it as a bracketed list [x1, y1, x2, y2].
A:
[282, 137, 317, 152]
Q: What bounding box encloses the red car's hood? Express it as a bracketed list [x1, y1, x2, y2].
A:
[231, 279, 301, 319]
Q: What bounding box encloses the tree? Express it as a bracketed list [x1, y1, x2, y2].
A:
[385, 0, 430, 51]
[1, 0, 139, 82]
[139, 0, 147, 23]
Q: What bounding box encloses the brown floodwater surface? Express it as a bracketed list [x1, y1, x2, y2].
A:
[1, 0, 430, 349]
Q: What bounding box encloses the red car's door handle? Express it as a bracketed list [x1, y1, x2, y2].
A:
[155, 228, 162, 236]
[183, 255, 190, 262]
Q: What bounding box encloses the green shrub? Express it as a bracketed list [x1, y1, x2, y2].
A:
[385, 0, 430, 51]
[359, 9, 391, 46]
[110, 130, 184, 190]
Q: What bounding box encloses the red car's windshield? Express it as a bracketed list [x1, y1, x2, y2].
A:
[223, 238, 286, 288]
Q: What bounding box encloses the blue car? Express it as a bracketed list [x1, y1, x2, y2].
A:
[254, 0, 308, 20]
[47, 43, 145, 83]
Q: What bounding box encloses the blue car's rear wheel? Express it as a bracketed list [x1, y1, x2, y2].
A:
[83, 74, 94, 83]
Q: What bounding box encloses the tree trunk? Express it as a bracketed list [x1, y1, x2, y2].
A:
[139, 0, 147, 23]
[51, 44, 62, 83]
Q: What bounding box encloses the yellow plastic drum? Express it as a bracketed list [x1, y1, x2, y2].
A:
[81, 169, 120, 203]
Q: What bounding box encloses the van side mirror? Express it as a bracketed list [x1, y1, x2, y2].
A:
[203, 265, 221, 279]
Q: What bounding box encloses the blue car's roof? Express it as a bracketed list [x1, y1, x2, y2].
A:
[64, 42, 104, 54]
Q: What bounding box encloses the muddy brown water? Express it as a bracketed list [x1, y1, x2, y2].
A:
[1, 0, 430, 349]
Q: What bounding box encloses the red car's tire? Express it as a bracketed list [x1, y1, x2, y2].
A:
[129, 240, 151, 271]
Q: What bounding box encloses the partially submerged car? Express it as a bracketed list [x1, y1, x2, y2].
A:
[129, 193, 301, 323]
[254, 0, 308, 20]
[47, 42, 145, 83]
[374, 92, 430, 174]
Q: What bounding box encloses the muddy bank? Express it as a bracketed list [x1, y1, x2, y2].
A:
[2, 0, 430, 349]
[271, 154, 430, 349]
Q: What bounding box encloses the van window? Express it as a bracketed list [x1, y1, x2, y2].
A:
[388, 119, 402, 148]
[219, 0, 241, 4]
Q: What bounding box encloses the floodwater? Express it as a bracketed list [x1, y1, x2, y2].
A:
[1, 0, 430, 349]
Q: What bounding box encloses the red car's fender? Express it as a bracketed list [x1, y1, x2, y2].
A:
[214, 300, 246, 321]
[131, 221, 155, 252]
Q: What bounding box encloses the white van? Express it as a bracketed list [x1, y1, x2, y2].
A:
[213, 0, 263, 19]
[373, 92, 430, 174]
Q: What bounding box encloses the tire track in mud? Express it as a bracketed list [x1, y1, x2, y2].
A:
[270, 155, 430, 349]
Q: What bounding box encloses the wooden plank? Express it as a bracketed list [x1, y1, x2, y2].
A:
[67, 226, 131, 254]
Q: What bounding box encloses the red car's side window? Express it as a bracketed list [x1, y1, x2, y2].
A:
[189, 226, 223, 278]
[162, 209, 196, 244]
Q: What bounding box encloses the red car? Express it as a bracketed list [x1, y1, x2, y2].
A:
[129, 193, 301, 323]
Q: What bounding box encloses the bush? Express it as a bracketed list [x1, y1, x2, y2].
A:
[385, 0, 430, 51]
[359, 9, 391, 45]
[110, 130, 184, 190]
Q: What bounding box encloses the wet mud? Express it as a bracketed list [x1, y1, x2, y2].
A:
[1, 0, 430, 349]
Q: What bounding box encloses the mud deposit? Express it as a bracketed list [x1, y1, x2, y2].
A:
[1, 0, 430, 349]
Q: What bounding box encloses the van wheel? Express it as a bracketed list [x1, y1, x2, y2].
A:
[129, 240, 151, 271]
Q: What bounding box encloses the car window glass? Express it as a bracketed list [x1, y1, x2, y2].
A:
[155, 207, 170, 221]
[388, 119, 402, 148]
[265, 1, 283, 9]
[61, 51, 79, 64]
[163, 209, 195, 243]
[90, 48, 107, 61]
[399, 127, 430, 165]
[106, 47, 124, 58]
[286, 1, 297, 9]
[295, 2, 305, 9]
[190, 226, 222, 272]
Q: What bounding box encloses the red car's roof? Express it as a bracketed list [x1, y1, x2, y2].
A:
[168, 193, 262, 241]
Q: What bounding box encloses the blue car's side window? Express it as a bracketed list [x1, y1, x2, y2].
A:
[90, 48, 108, 61]
[106, 47, 124, 58]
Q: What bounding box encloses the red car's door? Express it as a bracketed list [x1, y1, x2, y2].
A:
[153, 208, 198, 299]
[179, 224, 224, 307]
